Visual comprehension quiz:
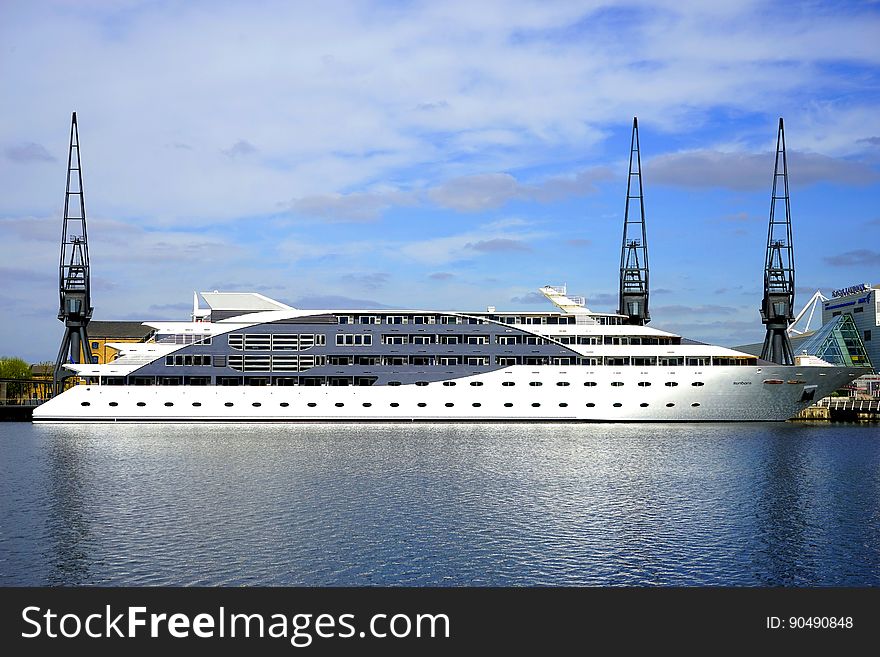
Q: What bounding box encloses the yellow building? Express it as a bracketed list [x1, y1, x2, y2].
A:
[87, 321, 153, 364]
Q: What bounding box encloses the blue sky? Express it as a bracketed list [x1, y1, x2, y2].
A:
[1, 0, 879, 363]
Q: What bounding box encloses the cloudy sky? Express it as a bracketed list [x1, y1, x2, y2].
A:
[2, 0, 879, 363]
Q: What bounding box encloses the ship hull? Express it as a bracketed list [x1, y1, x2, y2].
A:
[32, 365, 861, 422]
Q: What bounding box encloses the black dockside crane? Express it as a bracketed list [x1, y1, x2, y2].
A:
[53, 112, 94, 391]
[618, 117, 650, 325]
[759, 118, 796, 366]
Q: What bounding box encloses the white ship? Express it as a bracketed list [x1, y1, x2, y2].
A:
[33, 286, 862, 422]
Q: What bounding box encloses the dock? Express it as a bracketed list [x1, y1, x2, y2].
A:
[794, 397, 880, 423]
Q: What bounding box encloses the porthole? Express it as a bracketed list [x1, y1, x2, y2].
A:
[417, 402, 427, 407]
[502, 381, 515, 387]
[692, 382, 704, 387]
[531, 402, 541, 407]
[442, 382, 456, 387]
[224, 402, 233, 407]
[472, 402, 481, 407]
[416, 381, 429, 386]
[252, 402, 261, 407]
[362, 403, 372, 408]
[611, 382, 623, 387]
[192, 402, 202, 407]
[335, 402, 344, 407]
[136, 402, 146, 407]
[691, 403, 700, 407]
[108, 402, 118, 407]
[640, 403, 649, 408]
[165, 402, 174, 407]
[666, 403, 675, 407]
[307, 402, 317, 407]
[280, 402, 289, 407]
[81, 402, 90, 407]
[503, 402, 513, 407]
[470, 381, 483, 387]
[445, 403, 454, 407]
[613, 403, 622, 408]
[556, 382, 570, 387]
[638, 382, 651, 387]
[586, 402, 596, 407]
[665, 382, 678, 387]
[584, 381, 597, 387]
[390, 402, 400, 408]
[559, 402, 568, 408]
[529, 382, 543, 387]
[388, 381, 401, 386]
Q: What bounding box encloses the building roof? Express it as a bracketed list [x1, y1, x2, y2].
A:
[89, 320, 153, 339]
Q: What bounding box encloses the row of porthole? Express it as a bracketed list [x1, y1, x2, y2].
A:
[84, 401, 701, 409]
[400, 380, 704, 387]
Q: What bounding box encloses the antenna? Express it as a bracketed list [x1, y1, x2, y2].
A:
[759, 117, 795, 365]
[618, 117, 650, 325]
[53, 112, 94, 390]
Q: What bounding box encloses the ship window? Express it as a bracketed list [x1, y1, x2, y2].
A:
[559, 402, 568, 408]
[692, 382, 704, 387]
[556, 382, 570, 387]
[81, 402, 90, 406]
[640, 403, 649, 407]
[532, 403, 541, 407]
[691, 402, 700, 407]
[307, 402, 317, 407]
[390, 403, 400, 407]
[613, 403, 622, 408]
[666, 403, 675, 407]
[165, 402, 174, 407]
[584, 381, 597, 387]
[610, 382, 624, 387]
[472, 403, 481, 407]
[503, 403, 513, 407]
[470, 381, 483, 386]
[165, 356, 173, 366]
[192, 402, 201, 407]
[252, 402, 261, 407]
[502, 381, 515, 387]
[638, 382, 651, 387]
[108, 402, 118, 407]
[529, 382, 542, 387]
[137, 402, 146, 407]
[417, 402, 427, 407]
[335, 403, 344, 407]
[362, 403, 372, 407]
[586, 403, 595, 407]
[224, 402, 233, 407]
[445, 403, 454, 407]
[443, 381, 456, 386]
[416, 381, 429, 386]
[665, 382, 678, 387]
[388, 381, 401, 386]
[280, 402, 289, 407]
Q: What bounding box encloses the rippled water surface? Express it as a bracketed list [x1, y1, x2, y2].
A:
[1, 422, 879, 586]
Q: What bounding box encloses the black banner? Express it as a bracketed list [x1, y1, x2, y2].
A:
[1, 587, 876, 653]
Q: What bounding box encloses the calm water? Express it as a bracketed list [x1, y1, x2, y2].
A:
[1, 421, 878, 586]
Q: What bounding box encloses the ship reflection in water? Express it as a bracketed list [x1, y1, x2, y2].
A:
[1, 422, 878, 586]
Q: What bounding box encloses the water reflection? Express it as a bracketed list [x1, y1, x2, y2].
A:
[45, 431, 94, 585]
[0, 421, 877, 586]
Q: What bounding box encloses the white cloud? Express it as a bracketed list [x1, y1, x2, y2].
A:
[1, 1, 878, 225]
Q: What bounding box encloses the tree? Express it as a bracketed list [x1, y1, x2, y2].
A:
[0, 356, 32, 401]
